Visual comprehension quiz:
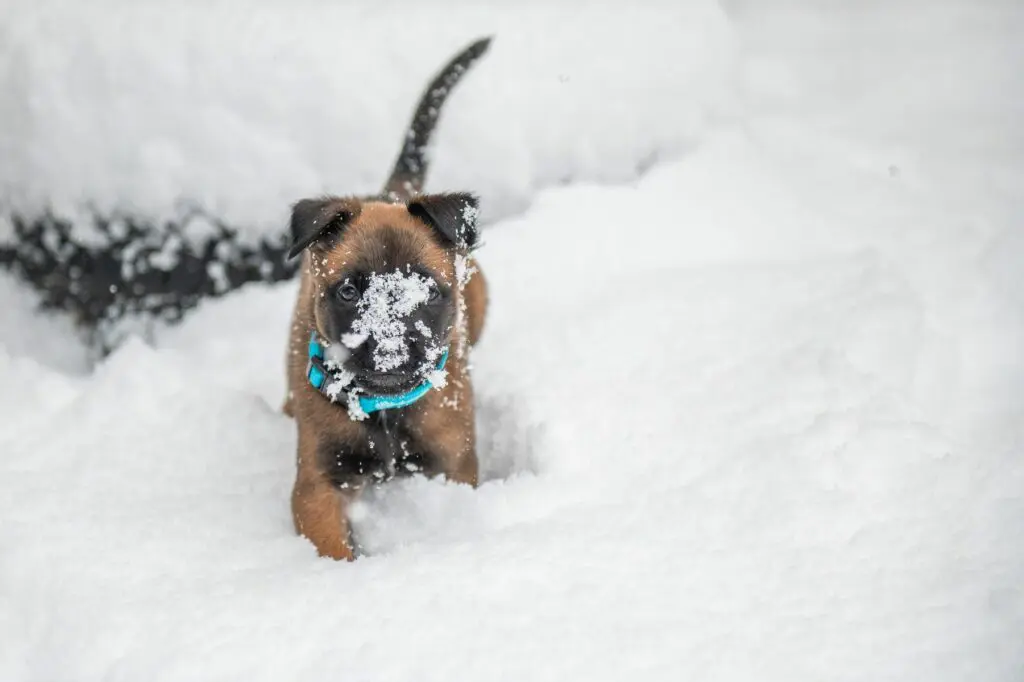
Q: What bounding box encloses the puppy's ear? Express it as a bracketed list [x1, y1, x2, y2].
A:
[287, 197, 358, 260]
[407, 192, 479, 250]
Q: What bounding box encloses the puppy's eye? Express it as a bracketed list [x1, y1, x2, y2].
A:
[337, 283, 360, 302]
[428, 286, 441, 302]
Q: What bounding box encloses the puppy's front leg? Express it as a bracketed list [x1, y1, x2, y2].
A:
[444, 449, 479, 488]
[292, 430, 356, 561]
[292, 474, 355, 561]
[415, 380, 479, 488]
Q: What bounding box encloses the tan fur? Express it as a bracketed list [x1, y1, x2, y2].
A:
[285, 201, 486, 560]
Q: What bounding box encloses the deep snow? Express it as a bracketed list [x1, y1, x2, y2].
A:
[0, 0, 735, 233]
[1, 1, 1023, 680]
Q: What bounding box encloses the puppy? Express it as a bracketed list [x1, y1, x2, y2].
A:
[283, 38, 490, 560]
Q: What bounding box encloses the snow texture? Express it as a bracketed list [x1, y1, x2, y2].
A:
[1, 1, 1023, 680]
[0, 0, 735, 234]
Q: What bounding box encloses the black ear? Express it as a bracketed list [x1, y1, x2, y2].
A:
[287, 197, 356, 260]
[407, 192, 479, 250]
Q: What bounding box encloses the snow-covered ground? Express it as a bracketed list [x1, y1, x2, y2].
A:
[0, 0, 734, 232]
[1, 1, 1022, 680]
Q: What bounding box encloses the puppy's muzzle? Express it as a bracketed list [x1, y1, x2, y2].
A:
[348, 336, 430, 394]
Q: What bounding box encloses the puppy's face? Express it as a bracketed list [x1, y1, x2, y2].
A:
[289, 193, 478, 395]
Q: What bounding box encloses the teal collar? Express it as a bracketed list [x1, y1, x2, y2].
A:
[306, 332, 448, 415]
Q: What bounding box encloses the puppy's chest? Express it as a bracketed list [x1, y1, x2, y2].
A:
[318, 412, 435, 489]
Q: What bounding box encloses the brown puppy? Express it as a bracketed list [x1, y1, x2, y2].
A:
[283, 39, 490, 560]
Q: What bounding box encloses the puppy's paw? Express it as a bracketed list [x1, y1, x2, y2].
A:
[315, 540, 355, 562]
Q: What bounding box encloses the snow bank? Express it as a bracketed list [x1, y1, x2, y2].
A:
[2, 133, 1021, 677]
[0, 0, 737, 236]
[1, 0, 1022, 680]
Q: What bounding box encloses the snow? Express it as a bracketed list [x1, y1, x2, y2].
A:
[1, 1, 1023, 680]
[0, 0, 735, 236]
[322, 343, 350, 370]
[341, 269, 435, 372]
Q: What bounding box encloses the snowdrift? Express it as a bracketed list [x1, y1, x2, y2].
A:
[1, 1, 1022, 680]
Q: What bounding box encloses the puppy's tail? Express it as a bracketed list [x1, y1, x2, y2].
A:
[382, 36, 491, 201]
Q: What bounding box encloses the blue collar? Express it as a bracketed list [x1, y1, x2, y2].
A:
[306, 332, 448, 415]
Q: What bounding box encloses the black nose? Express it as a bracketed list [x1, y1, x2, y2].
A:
[350, 336, 427, 374]
[349, 337, 428, 395]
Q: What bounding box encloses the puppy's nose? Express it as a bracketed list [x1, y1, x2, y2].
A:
[351, 335, 418, 373]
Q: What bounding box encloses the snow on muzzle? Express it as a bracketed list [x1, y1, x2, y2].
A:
[341, 269, 444, 377]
